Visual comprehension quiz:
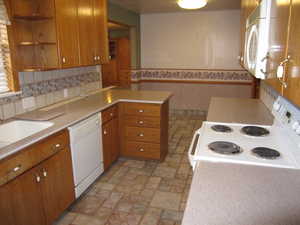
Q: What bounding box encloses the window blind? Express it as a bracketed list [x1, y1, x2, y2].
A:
[0, 0, 11, 93]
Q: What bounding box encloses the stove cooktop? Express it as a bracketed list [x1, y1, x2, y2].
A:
[191, 122, 298, 169]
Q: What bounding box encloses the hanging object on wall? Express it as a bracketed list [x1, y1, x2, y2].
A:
[177, 0, 207, 9]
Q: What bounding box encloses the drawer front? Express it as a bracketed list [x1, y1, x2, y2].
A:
[102, 105, 118, 124]
[124, 115, 160, 128]
[125, 127, 160, 143]
[0, 130, 69, 187]
[123, 141, 160, 159]
[30, 130, 69, 165]
[124, 103, 161, 117]
[0, 150, 32, 186]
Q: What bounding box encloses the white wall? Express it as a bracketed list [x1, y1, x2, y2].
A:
[141, 10, 242, 70]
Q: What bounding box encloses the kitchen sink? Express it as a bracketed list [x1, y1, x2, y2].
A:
[0, 120, 54, 145]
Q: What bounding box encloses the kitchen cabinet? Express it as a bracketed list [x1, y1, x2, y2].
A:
[102, 105, 119, 170]
[119, 101, 169, 161]
[7, 0, 109, 71]
[0, 130, 75, 225]
[55, 0, 80, 68]
[283, 0, 300, 106]
[102, 38, 131, 87]
[265, 0, 291, 93]
[0, 184, 15, 225]
[77, 0, 109, 66]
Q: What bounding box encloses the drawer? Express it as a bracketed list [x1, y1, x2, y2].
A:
[124, 115, 160, 128]
[102, 105, 118, 124]
[123, 141, 160, 160]
[0, 130, 69, 187]
[30, 130, 69, 165]
[123, 103, 161, 117]
[0, 150, 32, 186]
[125, 127, 160, 143]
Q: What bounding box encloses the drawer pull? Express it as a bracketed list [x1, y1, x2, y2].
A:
[9, 165, 22, 173]
[36, 175, 41, 183]
[104, 130, 107, 135]
[138, 109, 144, 113]
[139, 148, 145, 152]
[42, 169, 47, 177]
[110, 113, 113, 117]
[55, 144, 61, 148]
[138, 121, 144, 124]
[138, 133, 144, 137]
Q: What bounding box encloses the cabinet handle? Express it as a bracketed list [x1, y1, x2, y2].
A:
[139, 148, 145, 152]
[110, 112, 113, 117]
[139, 121, 144, 124]
[104, 130, 107, 135]
[94, 56, 97, 61]
[138, 133, 144, 137]
[42, 169, 47, 178]
[36, 175, 41, 183]
[97, 56, 100, 60]
[138, 109, 144, 113]
[8, 165, 22, 175]
[62, 57, 66, 64]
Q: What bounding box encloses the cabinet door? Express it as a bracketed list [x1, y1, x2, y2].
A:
[10, 166, 46, 225]
[102, 121, 112, 170]
[283, 0, 300, 106]
[94, 0, 109, 64]
[40, 147, 75, 225]
[111, 118, 119, 162]
[77, 0, 95, 66]
[266, 0, 291, 93]
[0, 183, 15, 225]
[55, 0, 80, 68]
[102, 59, 119, 87]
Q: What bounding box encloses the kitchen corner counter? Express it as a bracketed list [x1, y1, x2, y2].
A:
[0, 88, 172, 161]
[207, 97, 274, 125]
[182, 161, 300, 225]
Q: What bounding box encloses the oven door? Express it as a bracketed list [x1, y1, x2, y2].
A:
[188, 127, 203, 170]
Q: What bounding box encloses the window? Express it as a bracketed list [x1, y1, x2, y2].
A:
[0, 0, 11, 94]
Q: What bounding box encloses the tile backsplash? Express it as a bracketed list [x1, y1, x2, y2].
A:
[0, 66, 102, 120]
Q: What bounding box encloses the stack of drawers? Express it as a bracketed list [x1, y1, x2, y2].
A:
[119, 102, 168, 160]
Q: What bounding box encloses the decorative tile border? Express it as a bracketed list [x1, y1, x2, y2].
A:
[131, 69, 253, 83]
[0, 71, 100, 105]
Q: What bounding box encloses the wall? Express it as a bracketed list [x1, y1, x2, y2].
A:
[140, 10, 242, 69]
[108, 3, 141, 68]
[0, 67, 102, 120]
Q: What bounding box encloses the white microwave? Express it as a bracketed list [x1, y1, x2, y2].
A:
[243, 0, 271, 79]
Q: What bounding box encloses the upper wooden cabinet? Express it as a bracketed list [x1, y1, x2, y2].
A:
[7, 0, 109, 71]
[55, 0, 80, 68]
[265, 0, 291, 94]
[283, 0, 300, 106]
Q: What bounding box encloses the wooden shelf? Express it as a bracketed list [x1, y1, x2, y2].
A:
[18, 42, 57, 46]
[13, 15, 53, 21]
[21, 66, 58, 72]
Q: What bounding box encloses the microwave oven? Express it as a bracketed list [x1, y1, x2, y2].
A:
[243, 0, 272, 79]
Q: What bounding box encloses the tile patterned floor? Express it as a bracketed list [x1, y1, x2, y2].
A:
[55, 115, 205, 225]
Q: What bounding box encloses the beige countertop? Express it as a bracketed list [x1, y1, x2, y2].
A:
[182, 161, 300, 225]
[207, 97, 274, 125]
[0, 88, 172, 161]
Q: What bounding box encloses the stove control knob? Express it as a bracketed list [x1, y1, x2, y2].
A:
[292, 121, 300, 131]
[296, 127, 300, 135]
[273, 102, 281, 112]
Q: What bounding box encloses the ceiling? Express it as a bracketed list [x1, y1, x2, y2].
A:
[109, 0, 241, 14]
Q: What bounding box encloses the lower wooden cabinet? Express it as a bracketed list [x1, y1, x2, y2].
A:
[102, 106, 119, 170]
[0, 131, 75, 225]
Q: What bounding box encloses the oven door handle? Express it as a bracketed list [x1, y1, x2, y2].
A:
[188, 128, 202, 169]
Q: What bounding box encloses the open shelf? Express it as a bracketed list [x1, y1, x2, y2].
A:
[18, 42, 57, 46]
[13, 15, 53, 21]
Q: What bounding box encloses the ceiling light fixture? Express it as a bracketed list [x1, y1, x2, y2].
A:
[177, 0, 207, 9]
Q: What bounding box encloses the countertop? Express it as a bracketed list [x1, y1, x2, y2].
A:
[182, 161, 300, 225]
[207, 97, 274, 125]
[0, 87, 172, 161]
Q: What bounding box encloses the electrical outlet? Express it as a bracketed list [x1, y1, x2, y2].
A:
[22, 97, 36, 110]
[64, 89, 68, 98]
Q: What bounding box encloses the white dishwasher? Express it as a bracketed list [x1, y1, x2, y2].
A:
[68, 113, 104, 198]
